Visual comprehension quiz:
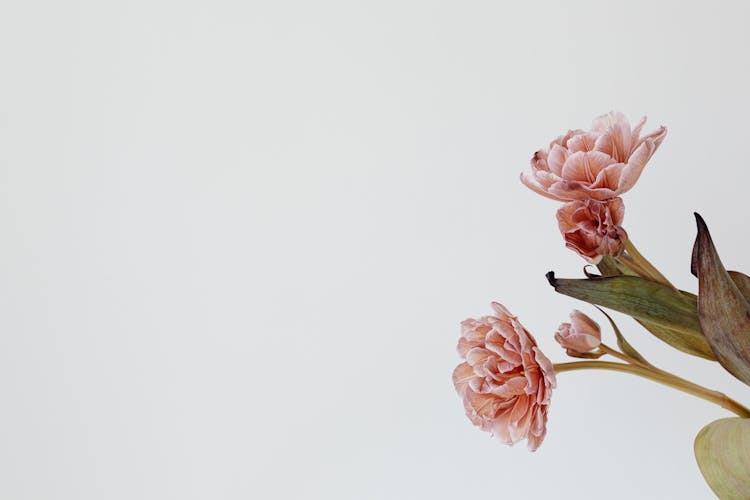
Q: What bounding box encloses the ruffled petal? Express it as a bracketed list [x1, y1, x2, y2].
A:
[561, 151, 617, 183]
[630, 115, 647, 146]
[548, 180, 618, 202]
[615, 138, 655, 195]
[638, 124, 667, 151]
[566, 132, 598, 153]
[591, 111, 632, 161]
[546, 144, 569, 175]
[519, 172, 566, 201]
[452, 362, 475, 397]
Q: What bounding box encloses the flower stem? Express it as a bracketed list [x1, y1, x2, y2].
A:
[620, 238, 676, 289]
[597, 344, 634, 364]
[553, 360, 750, 418]
[598, 343, 657, 370]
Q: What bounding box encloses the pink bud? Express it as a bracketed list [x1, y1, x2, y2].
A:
[555, 310, 602, 354]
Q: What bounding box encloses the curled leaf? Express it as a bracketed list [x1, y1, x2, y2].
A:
[594, 306, 651, 366]
[695, 418, 750, 499]
[693, 214, 750, 385]
[546, 272, 714, 359]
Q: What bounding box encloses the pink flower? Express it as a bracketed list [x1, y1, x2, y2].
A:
[557, 197, 627, 263]
[555, 310, 602, 355]
[453, 302, 556, 451]
[521, 111, 667, 201]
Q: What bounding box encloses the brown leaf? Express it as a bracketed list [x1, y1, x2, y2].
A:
[693, 213, 750, 386]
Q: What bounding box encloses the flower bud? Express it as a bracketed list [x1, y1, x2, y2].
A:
[555, 310, 601, 354]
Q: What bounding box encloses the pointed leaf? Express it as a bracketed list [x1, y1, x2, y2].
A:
[546, 272, 715, 359]
[695, 418, 750, 499]
[636, 319, 714, 360]
[680, 290, 698, 302]
[729, 271, 750, 303]
[597, 258, 710, 358]
[595, 306, 652, 366]
[693, 214, 750, 385]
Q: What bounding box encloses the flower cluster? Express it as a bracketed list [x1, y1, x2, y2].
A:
[521, 111, 666, 262]
[453, 112, 666, 450]
[453, 111, 750, 497]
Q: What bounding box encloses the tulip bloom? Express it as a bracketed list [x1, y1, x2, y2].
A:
[453, 303, 556, 451]
[557, 198, 627, 263]
[521, 111, 667, 202]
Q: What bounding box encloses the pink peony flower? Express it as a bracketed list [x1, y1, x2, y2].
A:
[557, 197, 628, 263]
[555, 310, 602, 355]
[521, 111, 667, 202]
[453, 302, 556, 451]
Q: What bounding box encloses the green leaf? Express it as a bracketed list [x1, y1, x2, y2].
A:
[636, 319, 714, 360]
[596, 258, 713, 360]
[692, 214, 750, 386]
[695, 418, 750, 499]
[594, 306, 652, 366]
[546, 272, 715, 359]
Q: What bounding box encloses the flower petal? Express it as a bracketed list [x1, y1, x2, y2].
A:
[570, 309, 601, 337]
[566, 132, 598, 153]
[519, 172, 565, 201]
[452, 362, 475, 397]
[547, 144, 569, 175]
[561, 151, 617, 184]
[591, 111, 634, 160]
[616, 138, 655, 194]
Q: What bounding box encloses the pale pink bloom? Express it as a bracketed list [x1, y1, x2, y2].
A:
[521, 111, 667, 201]
[557, 197, 627, 263]
[555, 310, 602, 355]
[453, 302, 556, 451]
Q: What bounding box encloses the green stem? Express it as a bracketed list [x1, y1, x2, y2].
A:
[598, 344, 637, 364]
[554, 361, 750, 418]
[621, 238, 676, 289]
[598, 343, 656, 370]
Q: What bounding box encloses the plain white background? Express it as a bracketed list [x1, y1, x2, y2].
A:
[2, 0, 750, 498]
